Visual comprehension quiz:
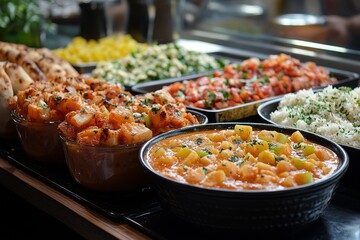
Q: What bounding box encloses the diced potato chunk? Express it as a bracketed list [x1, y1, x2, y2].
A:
[120, 122, 152, 144]
[77, 128, 101, 145]
[276, 160, 295, 173]
[256, 162, 274, 171]
[243, 140, 269, 157]
[276, 132, 289, 143]
[181, 150, 200, 166]
[102, 129, 121, 145]
[315, 149, 331, 161]
[154, 147, 167, 158]
[258, 150, 276, 165]
[291, 157, 307, 170]
[303, 144, 316, 156]
[220, 141, 233, 150]
[278, 143, 292, 156]
[239, 164, 258, 181]
[220, 149, 232, 159]
[185, 167, 206, 184]
[204, 170, 226, 186]
[294, 172, 314, 185]
[218, 161, 239, 177]
[290, 131, 304, 143]
[28, 104, 50, 120]
[234, 125, 252, 140]
[195, 150, 208, 158]
[176, 147, 191, 159]
[304, 161, 315, 172]
[158, 156, 176, 166]
[200, 157, 211, 166]
[109, 106, 135, 128]
[212, 132, 226, 142]
[258, 130, 277, 142]
[71, 112, 94, 128]
[281, 176, 295, 187]
[307, 153, 319, 161]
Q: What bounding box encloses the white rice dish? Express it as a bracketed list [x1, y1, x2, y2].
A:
[270, 86, 360, 149]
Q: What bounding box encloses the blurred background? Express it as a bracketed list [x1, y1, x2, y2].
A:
[1, 0, 359, 53]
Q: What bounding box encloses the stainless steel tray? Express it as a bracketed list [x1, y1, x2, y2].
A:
[132, 60, 359, 123]
[72, 62, 97, 74]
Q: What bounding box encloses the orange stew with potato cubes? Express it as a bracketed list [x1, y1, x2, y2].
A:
[146, 125, 339, 190]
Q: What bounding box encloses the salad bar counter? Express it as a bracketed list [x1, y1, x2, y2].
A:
[1, 38, 359, 239]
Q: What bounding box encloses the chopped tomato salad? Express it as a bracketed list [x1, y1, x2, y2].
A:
[163, 54, 338, 109]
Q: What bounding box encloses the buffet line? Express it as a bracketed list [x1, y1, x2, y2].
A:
[0, 35, 359, 239]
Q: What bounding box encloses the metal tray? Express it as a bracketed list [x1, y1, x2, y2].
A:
[72, 62, 97, 74]
[72, 52, 230, 92]
[257, 96, 360, 190]
[132, 64, 359, 123]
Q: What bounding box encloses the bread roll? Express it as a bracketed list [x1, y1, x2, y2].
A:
[0, 62, 34, 93]
[0, 67, 13, 108]
[0, 43, 46, 81]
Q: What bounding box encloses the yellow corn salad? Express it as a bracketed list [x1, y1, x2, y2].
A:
[53, 34, 147, 64]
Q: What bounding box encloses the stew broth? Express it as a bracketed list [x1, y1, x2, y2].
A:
[146, 125, 339, 190]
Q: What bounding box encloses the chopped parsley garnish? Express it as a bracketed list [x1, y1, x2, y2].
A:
[207, 90, 216, 101]
[233, 139, 242, 144]
[293, 142, 304, 149]
[53, 96, 62, 105]
[202, 167, 209, 175]
[229, 155, 240, 162]
[151, 107, 159, 114]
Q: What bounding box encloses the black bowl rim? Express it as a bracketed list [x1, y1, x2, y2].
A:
[59, 132, 145, 149]
[257, 96, 360, 151]
[139, 122, 349, 196]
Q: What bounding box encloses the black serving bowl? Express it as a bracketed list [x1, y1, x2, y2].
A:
[257, 97, 360, 190]
[139, 122, 349, 232]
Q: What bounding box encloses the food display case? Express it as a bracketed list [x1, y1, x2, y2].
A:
[1, 0, 360, 239]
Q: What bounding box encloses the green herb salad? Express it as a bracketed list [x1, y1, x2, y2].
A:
[92, 42, 226, 86]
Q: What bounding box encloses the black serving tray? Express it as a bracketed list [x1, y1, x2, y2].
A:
[123, 190, 360, 240]
[0, 138, 158, 220]
[1, 114, 360, 239]
[132, 60, 359, 123]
